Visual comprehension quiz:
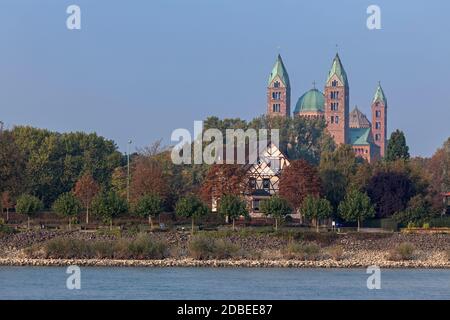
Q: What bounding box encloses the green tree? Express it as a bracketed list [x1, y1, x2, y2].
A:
[91, 190, 128, 229]
[301, 195, 333, 232]
[52, 192, 82, 230]
[393, 195, 435, 227]
[260, 195, 292, 231]
[15, 194, 44, 229]
[175, 195, 209, 235]
[386, 129, 410, 161]
[134, 194, 163, 229]
[217, 194, 249, 231]
[338, 189, 375, 231]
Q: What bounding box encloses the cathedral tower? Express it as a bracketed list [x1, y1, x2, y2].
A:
[371, 82, 388, 157]
[267, 54, 291, 117]
[324, 53, 349, 145]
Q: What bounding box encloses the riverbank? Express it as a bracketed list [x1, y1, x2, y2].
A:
[1, 254, 450, 268]
[1, 229, 450, 268]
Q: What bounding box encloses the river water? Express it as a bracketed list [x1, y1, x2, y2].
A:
[1, 267, 449, 299]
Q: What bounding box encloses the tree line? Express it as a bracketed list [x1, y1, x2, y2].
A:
[1, 116, 449, 231]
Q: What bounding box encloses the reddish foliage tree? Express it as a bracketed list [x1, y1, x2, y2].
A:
[73, 173, 100, 224]
[199, 164, 247, 206]
[130, 156, 169, 204]
[1, 191, 13, 222]
[279, 159, 321, 212]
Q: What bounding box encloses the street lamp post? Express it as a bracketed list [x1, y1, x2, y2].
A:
[127, 139, 132, 203]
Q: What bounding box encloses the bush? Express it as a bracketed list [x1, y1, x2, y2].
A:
[429, 216, 450, 228]
[387, 242, 415, 261]
[188, 235, 239, 260]
[284, 242, 321, 260]
[0, 224, 15, 235]
[42, 233, 167, 259]
[327, 245, 344, 261]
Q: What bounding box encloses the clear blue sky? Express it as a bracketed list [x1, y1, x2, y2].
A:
[0, 0, 449, 157]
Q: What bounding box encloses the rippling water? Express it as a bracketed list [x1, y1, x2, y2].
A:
[1, 267, 450, 300]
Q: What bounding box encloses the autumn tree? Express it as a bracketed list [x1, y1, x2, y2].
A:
[199, 164, 247, 206]
[73, 173, 100, 224]
[279, 159, 321, 214]
[130, 156, 169, 204]
[1, 191, 13, 222]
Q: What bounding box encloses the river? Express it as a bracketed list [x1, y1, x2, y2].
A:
[1, 267, 449, 299]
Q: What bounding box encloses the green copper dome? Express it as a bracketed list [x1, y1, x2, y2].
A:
[326, 53, 348, 87]
[294, 88, 325, 114]
[268, 54, 290, 87]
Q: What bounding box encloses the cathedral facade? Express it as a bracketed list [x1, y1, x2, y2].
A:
[266, 54, 388, 163]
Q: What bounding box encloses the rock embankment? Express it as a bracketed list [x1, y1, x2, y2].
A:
[1, 230, 450, 268]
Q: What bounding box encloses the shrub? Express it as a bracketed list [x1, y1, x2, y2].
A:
[188, 235, 239, 260]
[42, 234, 167, 260]
[422, 223, 430, 229]
[284, 242, 321, 260]
[327, 245, 344, 261]
[387, 242, 415, 261]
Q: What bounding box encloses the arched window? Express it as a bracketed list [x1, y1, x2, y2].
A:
[274, 81, 280, 88]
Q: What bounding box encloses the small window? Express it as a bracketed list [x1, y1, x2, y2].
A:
[263, 178, 270, 189]
[335, 116, 339, 124]
[249, 178, 256, 189]
[332, 80, 338, 87]
[274, 81, 280, 88]
[253, 200, 260, 211]
[375, 134, 381, 141]
[330, 116, 334, 124]
[375, 122, 381, 129]
[272, 104, 280, 112]
[376, 110, 381, 118]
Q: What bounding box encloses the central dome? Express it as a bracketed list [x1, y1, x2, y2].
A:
[294, 88, 325, 114]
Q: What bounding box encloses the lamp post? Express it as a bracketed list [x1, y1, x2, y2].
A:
[127, 139, 132, 203]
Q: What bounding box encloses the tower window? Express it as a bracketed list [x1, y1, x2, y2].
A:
[335, 116, 339, 124]
[272, 104, 280, 112]
[375, 110, 381, 118]
[272, 92, 281, 100]
[331, 103, 339, 111]
[332, 80, 338, 87]
[375, 134, 381, 141]
[330, 116, 334, 124]
[274, 81, 280, 88]
[375, 122, 381, 129]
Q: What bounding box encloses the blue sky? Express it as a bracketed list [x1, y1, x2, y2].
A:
[0, 0, 448, 157]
